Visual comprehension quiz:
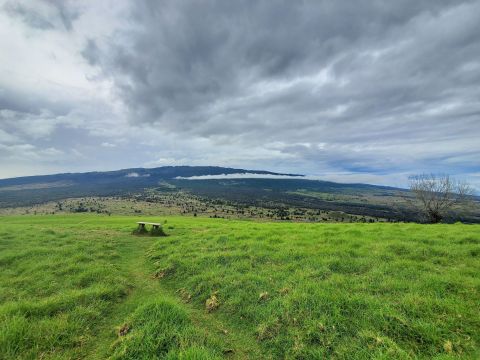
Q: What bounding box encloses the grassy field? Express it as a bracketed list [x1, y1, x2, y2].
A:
[0, 194, 386, 223]
[0, 215, 479, 359]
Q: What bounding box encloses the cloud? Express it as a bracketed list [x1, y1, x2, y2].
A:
[125, 172, 150, 178]
[3, 0, 80, 31]
[84, 1, 480, 172]
[0, 128, 19, 144]
[81, 39, 100, 66]
[176, 173, 303, 180]
[0, 0, 478, 188]
[0, 143, 64, 162]
[3, 1, 54, 30]
[87, 1, 480, 136]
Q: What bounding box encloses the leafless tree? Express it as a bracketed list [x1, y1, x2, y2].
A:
[409, 174, 473, 223]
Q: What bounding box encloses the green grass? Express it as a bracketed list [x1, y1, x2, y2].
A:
[0, 215, 479, 359]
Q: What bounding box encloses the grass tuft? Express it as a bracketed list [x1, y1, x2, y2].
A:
[109, 300, 220, 359]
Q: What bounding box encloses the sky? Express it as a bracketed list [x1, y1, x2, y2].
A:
[0, 0, 479, 189]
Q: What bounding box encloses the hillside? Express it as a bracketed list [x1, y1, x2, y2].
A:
[0, 215, 479, 359]
[0, 166, 299, 207]
[0, 166, 300, 207]
[1, 166, 478, 223]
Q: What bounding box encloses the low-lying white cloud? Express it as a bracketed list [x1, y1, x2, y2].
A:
[176, 173, 304, 180]
[125, 172, 151, 178]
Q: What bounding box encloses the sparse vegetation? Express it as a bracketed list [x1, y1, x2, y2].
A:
[1, 168, 478, 223]
[0, 195, 393, 223]
[409, 174, 474, 223]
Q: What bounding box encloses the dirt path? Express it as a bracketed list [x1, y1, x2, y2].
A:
[87, 234, 261, 359]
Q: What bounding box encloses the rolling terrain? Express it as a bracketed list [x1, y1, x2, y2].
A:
[1, 166, 479, 223]
[0, 215, 479, 359]
[0, 166, 300, 208]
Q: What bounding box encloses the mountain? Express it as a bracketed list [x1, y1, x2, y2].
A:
[0, 166, 478, 223]
[0, 166, 301, 207]
[0, 166, 301, 187]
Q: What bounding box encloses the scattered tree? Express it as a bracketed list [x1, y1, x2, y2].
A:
[409, 174, 473, 223]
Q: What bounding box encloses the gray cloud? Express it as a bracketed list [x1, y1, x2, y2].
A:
[86, 1, 480, 137]
[3, 2, 54, 30]
[81, 39, 100, 66]
[3, 0, 80, 31]
[76, 0, 480, 184]
[0, 0, 479, 188]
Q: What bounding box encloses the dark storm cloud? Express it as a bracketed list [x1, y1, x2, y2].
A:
[77, 0, 480, 181]
[1, 0, 479, 184]
[84, 1, 480, 138]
